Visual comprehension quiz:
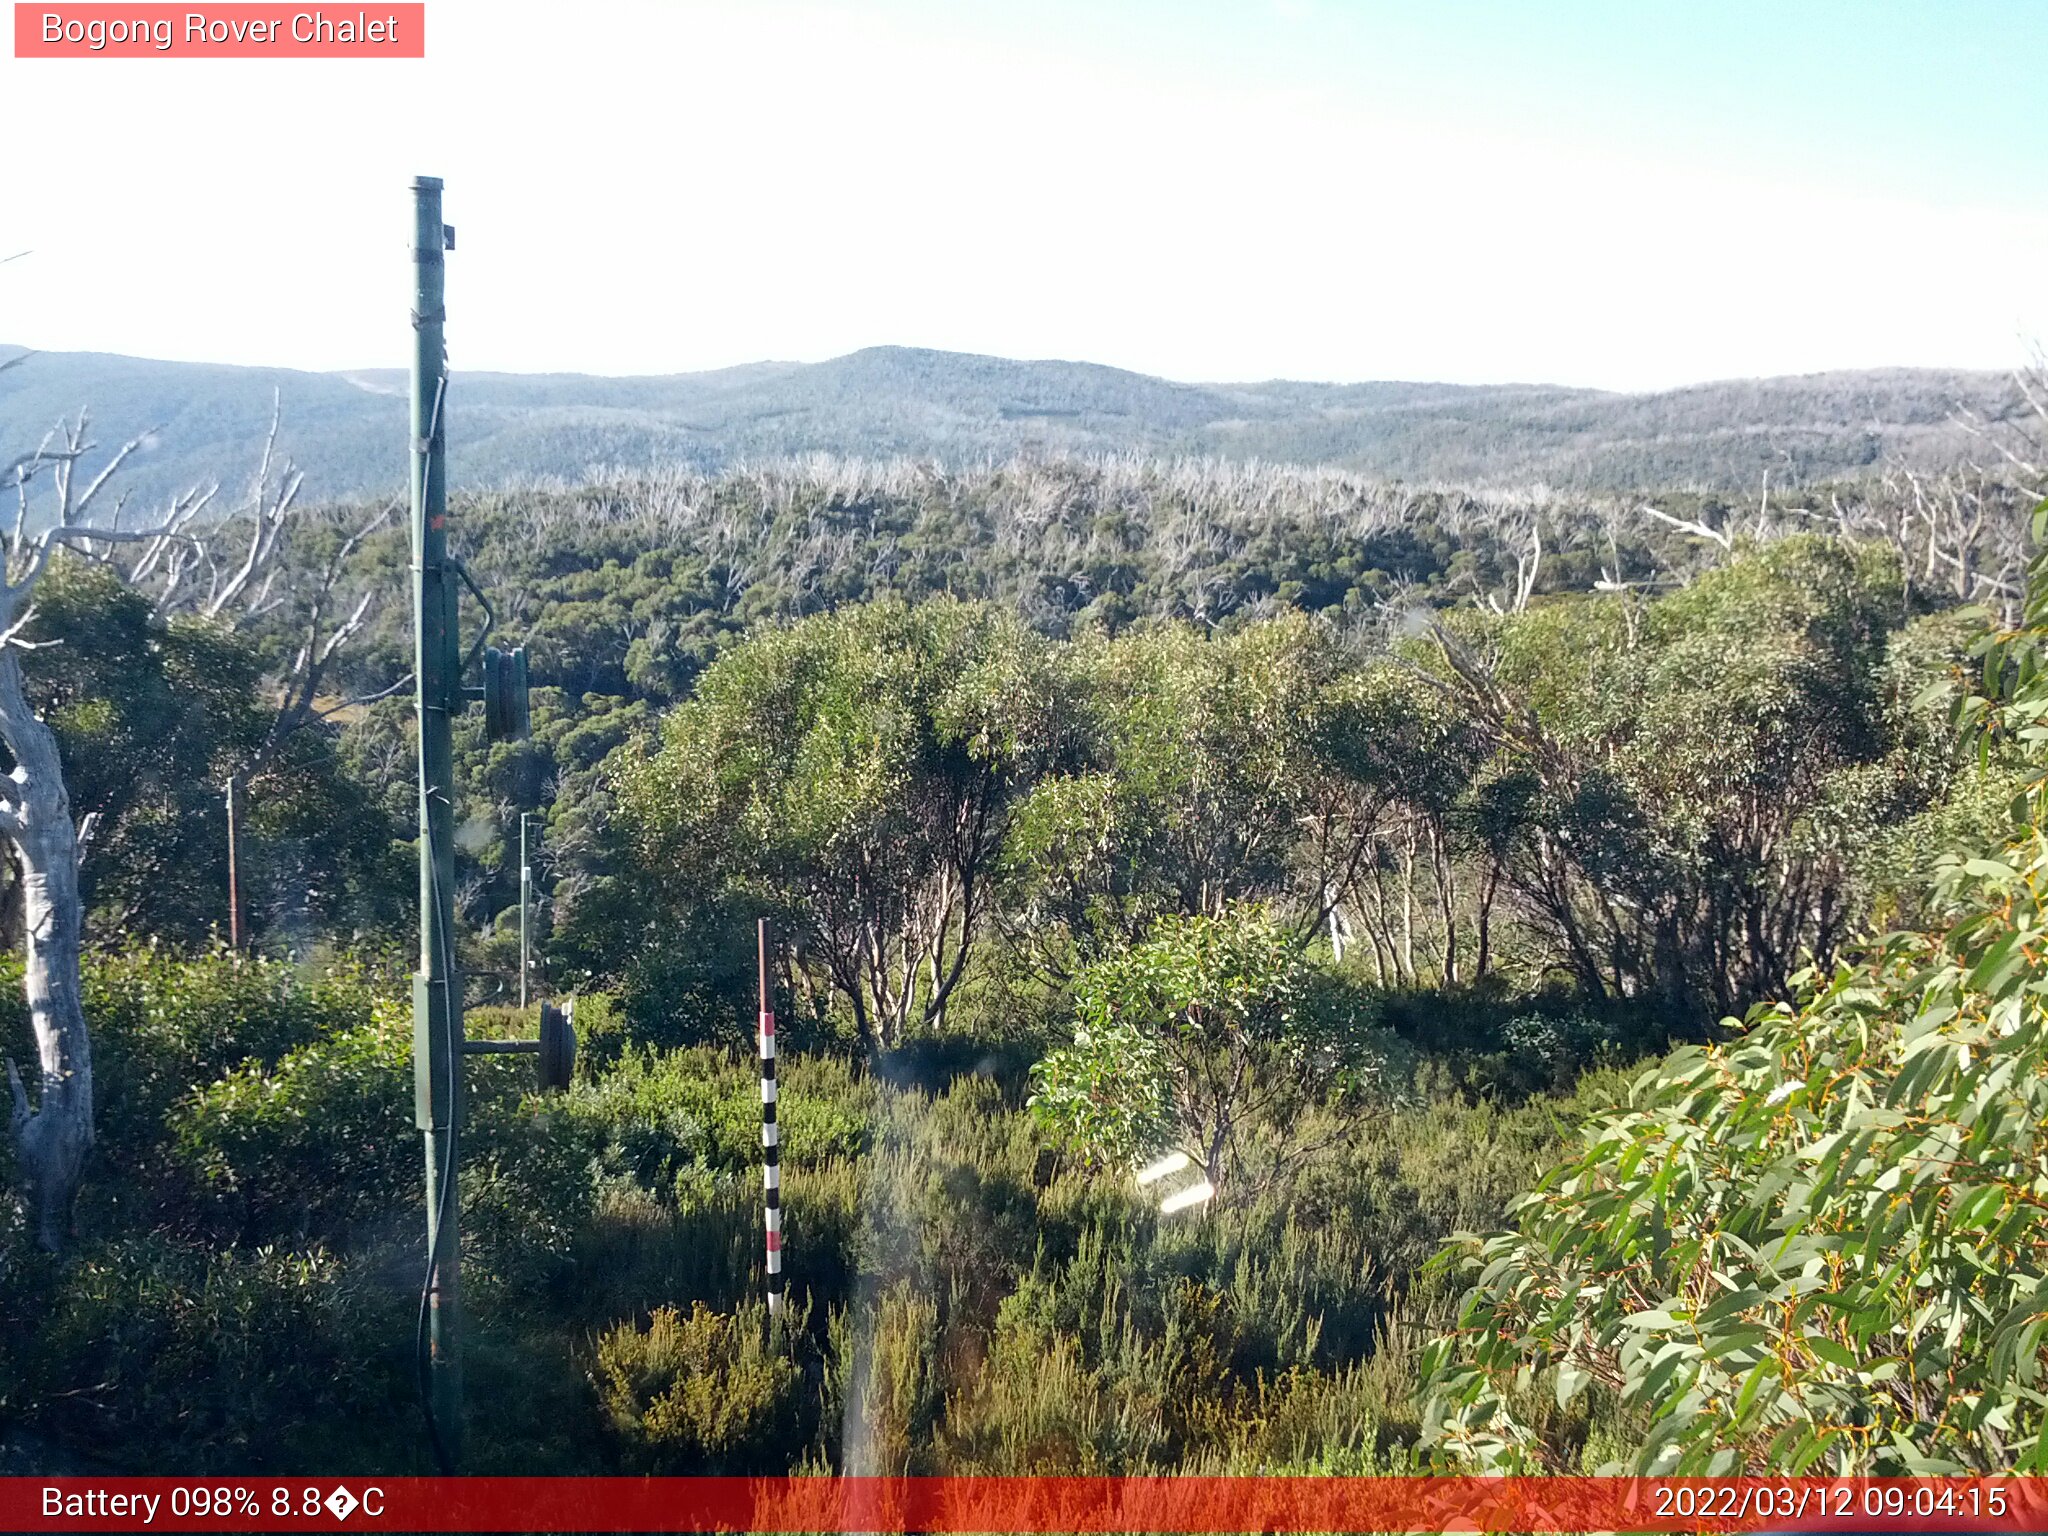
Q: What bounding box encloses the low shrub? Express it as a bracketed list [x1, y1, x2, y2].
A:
[169, 1009, 417, 1244]
[594, 1297, 812, 1472]
[165, 994, 597, 1291]
[832, 1282, 944, 1474]
[77, 948, 387, 1230]
[7, 1237, 407, 1473]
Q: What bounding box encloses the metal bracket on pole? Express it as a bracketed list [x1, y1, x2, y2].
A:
[462, 1003, 574, 1091]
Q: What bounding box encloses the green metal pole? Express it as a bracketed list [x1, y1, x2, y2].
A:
[409, 173, 463, 1469]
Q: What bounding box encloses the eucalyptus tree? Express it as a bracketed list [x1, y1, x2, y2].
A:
[0, 404, 209, 1248]
[1028, 903, 1391, 1196]
[621, 596, 1076, 1047]
[1, 395, 389, 1250]
[1428, 535, 1908, 1019]
[1006, 618, 1317, 951]
[1005, 614, 1378, 969]
[1000, 612, 1488, 990]
[1423, 512, 2048, 1474]
[1318, 660, 1488, 986]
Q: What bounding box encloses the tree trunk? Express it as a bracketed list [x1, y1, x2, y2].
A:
[0, 651, 93, 1251]
[1474, 857, 1500, 982]
[1398, 830, 1416, 983]
[1430, 823, 1458, 988]
[1364, 858, 1395, 985]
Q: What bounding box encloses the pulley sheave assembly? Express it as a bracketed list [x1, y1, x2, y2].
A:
[538, 1001, 576, 1091]
[462, 998, 577, 1093]
[481, 645, 530, 743]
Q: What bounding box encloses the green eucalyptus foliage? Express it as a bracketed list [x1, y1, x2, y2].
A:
[1009, 618, 1341, 946]
[1420, 505, 2048, 1475]
[1030, 904, 1395, 1191]
[620, 597, 1076, 1046]
[1433, 536, 1913, 1021]
[12, 558, 407, 948]
[19, 562, 259, 940]
[1002, 615, 1479, 979]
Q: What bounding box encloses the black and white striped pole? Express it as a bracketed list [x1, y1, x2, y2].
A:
[757, 918, 784, 1317]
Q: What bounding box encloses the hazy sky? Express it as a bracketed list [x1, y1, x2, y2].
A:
[4, 0, 2044, 389]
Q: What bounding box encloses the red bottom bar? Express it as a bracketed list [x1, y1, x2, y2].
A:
[5, 1476, 2045, 1533]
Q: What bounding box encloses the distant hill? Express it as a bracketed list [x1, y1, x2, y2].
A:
[0, 343, 2026, 507]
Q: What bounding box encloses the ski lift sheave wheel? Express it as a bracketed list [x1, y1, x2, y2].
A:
[538, 1000, 575, 1091]
[482, 645, 531, 743]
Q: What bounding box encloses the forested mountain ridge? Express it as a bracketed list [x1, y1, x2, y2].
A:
[0, 341, 2024, 507]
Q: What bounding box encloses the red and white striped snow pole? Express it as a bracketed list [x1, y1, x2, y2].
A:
[757, 918, 784, 1317]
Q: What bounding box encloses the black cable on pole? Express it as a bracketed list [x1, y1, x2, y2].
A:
[409, 340, 460, 1477]
[415, 842, 458, 1476]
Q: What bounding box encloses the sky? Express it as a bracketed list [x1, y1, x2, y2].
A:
[3, 0, 2045, 390]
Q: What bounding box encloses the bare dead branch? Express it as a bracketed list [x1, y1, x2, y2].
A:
[12, 519, 200, 600]
[70, 428, 160, 526]
[316, 589, 375, 665]
[1639, 503, 1733, 550]
[0, 606, 43, 651]
[313, 674, 414, 718]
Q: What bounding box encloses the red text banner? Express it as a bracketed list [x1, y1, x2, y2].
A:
[14, 4, 424, 57]
[4, 1476, 2046, 1533]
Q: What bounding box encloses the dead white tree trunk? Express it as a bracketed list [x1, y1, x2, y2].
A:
[0, 643, 90, 1250]
[0, 369, 408, 1252]
[0, 466, 183, 1248]
[0, 397, 309, 1250]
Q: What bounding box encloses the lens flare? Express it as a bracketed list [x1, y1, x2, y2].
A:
[1134, 1151, 1192, 1186]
